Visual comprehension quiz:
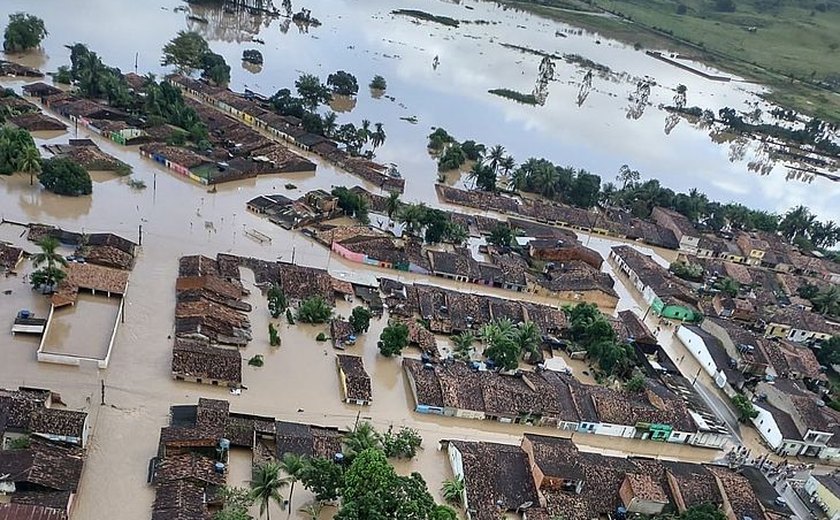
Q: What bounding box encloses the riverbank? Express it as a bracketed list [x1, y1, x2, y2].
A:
[499, 0, 840, 123]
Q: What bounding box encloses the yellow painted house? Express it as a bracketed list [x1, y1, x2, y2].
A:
[805, 473, 840, 520]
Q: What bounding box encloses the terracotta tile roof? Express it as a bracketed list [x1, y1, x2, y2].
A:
[0, 437, 84, 492]
[707, 466, 766, 520]
[662, 461, 722, 508]
[152, 480, 211, 520]
[450, 441, 539, 520]
[51, 262, 129, 307]
[336, 355, 372, 403]
[0, 244, 24, 272]
[171, 337, 241, 385]
[625, 473, 668, 503]
[9, 113, 66, 131]
[28, 408, 86, 440]
[769, 306, 838, 335]
[0, 504, 67, 520]
[275, 421, 344, 459]
[155, 452, 225, 487]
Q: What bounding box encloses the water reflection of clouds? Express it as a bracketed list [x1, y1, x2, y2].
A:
[6, 0, 836, 220]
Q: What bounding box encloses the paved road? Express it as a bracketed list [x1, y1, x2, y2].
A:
[692, 378, 743, 444]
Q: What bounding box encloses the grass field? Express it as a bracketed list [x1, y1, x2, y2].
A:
[503, 0, 840, 121]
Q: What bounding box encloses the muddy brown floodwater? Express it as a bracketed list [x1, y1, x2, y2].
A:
[0, 0, 813, 518]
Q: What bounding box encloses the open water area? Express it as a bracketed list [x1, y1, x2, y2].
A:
[0, 0, 830, 518]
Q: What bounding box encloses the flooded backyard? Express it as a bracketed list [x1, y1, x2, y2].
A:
[40, 292, 121, 360]
[0, 0, 828, 518]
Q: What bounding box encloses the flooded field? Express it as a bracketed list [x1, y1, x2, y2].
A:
[2, 0, 838, 220]
[41, 293, 121, 360]
[0, 0, 821, 518]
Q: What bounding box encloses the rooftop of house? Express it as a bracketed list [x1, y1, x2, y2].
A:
[275, 421, 344, 459]
[51, 262, 130, 307]
[682, 325, 745, 388]
[171, 337, 242, 385]
[278, 261, 335, 302]
[154, 452, 225, 488]
[651, 206, 700, 238]
[523, 434, 584, 481]
[765, 338, 824, 380]
[0, 437, 84, 493]
[336, 355, 372, 402]
[139, 144, 212, 169]
[151, 479, 210, 520]
[0, 243, 24, 272]
[449, 440, 539, 520]
[768, 306, 838, 335]
[537, 261, 617, 298]
[0, 503, 68, 520]
[815, 473, 840, 499]
[159, 399, 228, 448]
[707, 466, 767, 520]
[617, 310, 656, 344]
[8, 112, 67, 131]
[756, 401, 801, 440]
[611, 245, 696, 303]
[661, 460, 723, 509]
[625, 472, 669, 503]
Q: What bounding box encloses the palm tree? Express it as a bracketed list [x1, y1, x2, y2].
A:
[358, 119, 372, 146]
[32, 237, 67, 272]
[385, 192, 401, 219]
[278, 453, 308, 518]
[371, 122, 386, 150]
[397, 203, 428, 235]
[779, 205, 816, 241]
[17, 146, 41, 186]
[323, 111, 338, 139]
[299, 502, 323, 520]
[487, 145, 505, 173]
[451, 331, 474, 361]
[441, 476, 465, 506]
[342, 421, 380, 459]
[617, 164, 640, 190]
[513, 322, 540, 359]
[250, 461, 288, 520]
[498, 155, 516, 190]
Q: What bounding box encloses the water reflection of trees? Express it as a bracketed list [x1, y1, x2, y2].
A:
[576, 70, 593, 107]
[625, 77, 652, 120]
[186, 4, 273, 43]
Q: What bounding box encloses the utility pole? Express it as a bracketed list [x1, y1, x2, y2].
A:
[353, 410, 361, 430]
[138, 224, 143, 246]
[100, 379, 105, 405]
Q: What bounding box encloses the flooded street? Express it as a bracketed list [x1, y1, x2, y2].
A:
[0, 0, 819, 518]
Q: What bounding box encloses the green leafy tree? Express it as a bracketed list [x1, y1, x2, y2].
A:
[349, 306, 373, 334]
[731, 394, 758, 422]
[53, 65, 72, 84]
[370, 122, 386, 151]
[437, 143, 466, 172]
[460, 140, 486, 161]
[296, 296, 332, 324]
[427, 128, 454, 151]
[624, 373, 646, 392]
[513, 321, 540, 360]
[369, 75, 387, 91]
[17, 144, 41, 186]
[488, 223, 514, 248]
[378, 322, 409, 357]
[342, 421, 381, 459]
[468, 161, 496, 192]
[327, 70, 359, 96]
[268, 284, 287, 318]
[451, 331, 474, 362]
[714, 276, 740, 298]
[214, 487, 254, 520]
[278, 452, 308, 518]
[381, 426, 423, 459]
[250, 461, 288, 520]
[812, 286, 840, 317]
[201, 51, 231, 86]
[39, 158, 92, 196]
[680, 503, 727, 520]
[331, 186, 369, 224]
[3, 13, 47, 52]
[295, 73, 330, 110]
[385, 191, 401, 219]
[817, 337, 840, 366]
[441, 476, 465, 507]
[161, 31, 210, 72]
[300, 457, 344, 502]
[0, 126, 37, 175]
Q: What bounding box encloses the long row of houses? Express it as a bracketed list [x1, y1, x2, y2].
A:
[167, 75, 405, 192]
[404, 359, 729, 449]
[448, 434, 788, 520]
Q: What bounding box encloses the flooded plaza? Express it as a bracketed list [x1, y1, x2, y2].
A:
[0, 0, 831, 518]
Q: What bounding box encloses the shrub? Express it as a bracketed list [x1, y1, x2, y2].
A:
[39, 158, 92, 196]
[248, 355, 264, 367]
